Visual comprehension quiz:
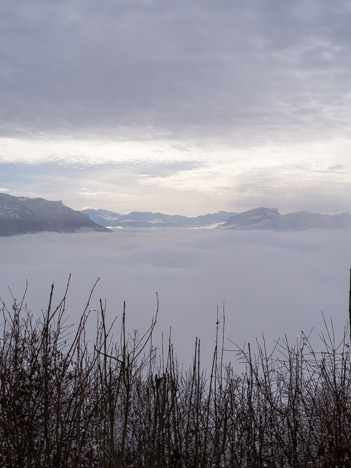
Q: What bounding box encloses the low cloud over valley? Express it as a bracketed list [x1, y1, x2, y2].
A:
[1, 228, 349, 366]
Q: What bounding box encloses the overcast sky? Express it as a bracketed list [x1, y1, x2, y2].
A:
[1, 0, 351, 214]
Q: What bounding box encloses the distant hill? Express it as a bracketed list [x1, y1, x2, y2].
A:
[83, 206, 351, 231]
[0, 194, 108, 236]
[4, 197, 349, 236]
[222, 207, 351, 231]
[82, 208, 236, 228]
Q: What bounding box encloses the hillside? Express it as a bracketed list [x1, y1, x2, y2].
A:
[222, 207, 351, 231]
[0, 194, 108, 236]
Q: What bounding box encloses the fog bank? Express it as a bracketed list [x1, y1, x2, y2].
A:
[0, 228, 349, 366]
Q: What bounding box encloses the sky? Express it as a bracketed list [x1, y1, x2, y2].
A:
[0, 228, 349, 367]
[1, 0, 351, 214]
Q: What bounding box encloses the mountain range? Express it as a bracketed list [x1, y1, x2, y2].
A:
[222, 207, 351, 231]
[1, 194, 351, 237]
[81, 208, 236, 228]
[82, 207, 351, 231]
[0, 194, 107, 236]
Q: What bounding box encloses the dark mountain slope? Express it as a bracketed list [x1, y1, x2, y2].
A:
[0, 194, 108, 236]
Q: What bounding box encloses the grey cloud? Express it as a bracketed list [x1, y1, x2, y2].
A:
[327, 164, 346, 172]
[1, 0, 351, 143]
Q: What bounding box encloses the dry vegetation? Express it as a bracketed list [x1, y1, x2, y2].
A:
[0, 280, 351, 467]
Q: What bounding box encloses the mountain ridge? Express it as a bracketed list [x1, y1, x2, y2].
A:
[1, 195, 350, 236]
[0, 194, 108, 236]
[82, 208, 237, 228]
[222, 207, 351, 231]
[82, 206, 351, 231]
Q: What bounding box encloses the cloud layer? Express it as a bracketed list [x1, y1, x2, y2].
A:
[0, 228, 349, 366]
[1, 1, 351, 213]
[1, 0, 351, 142]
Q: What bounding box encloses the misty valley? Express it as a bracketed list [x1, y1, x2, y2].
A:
[2, 0, 351, 464]
[0, 222, 350, 466]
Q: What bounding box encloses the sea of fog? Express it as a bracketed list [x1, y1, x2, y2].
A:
[0, 228, 350, 368]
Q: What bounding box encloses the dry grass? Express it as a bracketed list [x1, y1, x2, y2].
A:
[0, 280, 350, 467]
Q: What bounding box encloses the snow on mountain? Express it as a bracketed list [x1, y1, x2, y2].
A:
[83, 206, 351, 231]
[223, 207, 280, 230]
[82, 208, 121, 226]
[0, 194, 108, 236]
[223, 207, 351, 231]
[81, 209, 237, 228]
